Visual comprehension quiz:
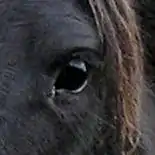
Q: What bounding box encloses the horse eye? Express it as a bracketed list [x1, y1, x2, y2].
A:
[54, 59, 88, 93]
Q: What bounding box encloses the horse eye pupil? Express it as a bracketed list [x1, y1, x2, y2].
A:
[55, 60, 88, 92]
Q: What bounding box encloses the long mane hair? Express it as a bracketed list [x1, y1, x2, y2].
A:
[88, 0, 144, 154]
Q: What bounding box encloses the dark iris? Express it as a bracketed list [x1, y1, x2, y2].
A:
[55, 63, 88, 91]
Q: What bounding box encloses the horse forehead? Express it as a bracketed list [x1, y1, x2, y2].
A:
[34, 0, 100, 51]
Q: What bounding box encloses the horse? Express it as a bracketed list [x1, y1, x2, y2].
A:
[0, 0, 153, 155]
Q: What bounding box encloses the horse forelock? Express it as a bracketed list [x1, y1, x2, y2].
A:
[88, 0, 146, 154]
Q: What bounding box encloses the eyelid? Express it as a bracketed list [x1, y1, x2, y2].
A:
[71, 48, 103, 69]
[48, 47, 102, 72]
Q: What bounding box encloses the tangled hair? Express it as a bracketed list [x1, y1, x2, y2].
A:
[88, 0, 144, 154]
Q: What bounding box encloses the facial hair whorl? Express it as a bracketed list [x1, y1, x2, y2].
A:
[88, 0, 144, 154]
